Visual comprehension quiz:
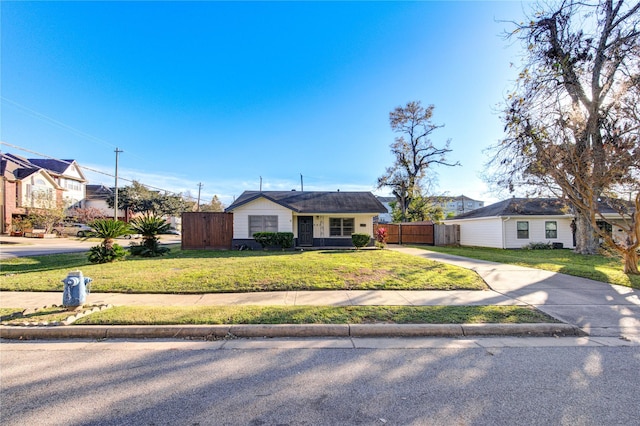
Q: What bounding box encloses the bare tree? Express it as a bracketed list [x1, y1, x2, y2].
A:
[377, 101, 459, 222]
[486, 0, 640, 262]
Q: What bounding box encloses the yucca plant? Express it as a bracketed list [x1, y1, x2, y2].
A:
[87, 219, 131, 263]
[129, 214, 171, 257]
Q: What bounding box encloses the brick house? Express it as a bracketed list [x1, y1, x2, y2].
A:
[1, 153, 64, 234]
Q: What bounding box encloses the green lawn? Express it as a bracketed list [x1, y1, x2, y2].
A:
[0, 305, 557, 325]
[414, 246, 640, 289]
[0, 248, 487, 293]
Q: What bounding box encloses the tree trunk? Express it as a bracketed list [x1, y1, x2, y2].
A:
[574, 213, 599, 255]
[623, 249, 639, 275]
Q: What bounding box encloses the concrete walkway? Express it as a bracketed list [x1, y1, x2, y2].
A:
[389, 246, 640, 339]
[1, 245, 638, 340]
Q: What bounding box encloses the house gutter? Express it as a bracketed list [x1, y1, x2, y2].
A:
[501, 217, 511, 249]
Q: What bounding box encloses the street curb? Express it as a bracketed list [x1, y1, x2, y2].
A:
[0, 323, 584, 340]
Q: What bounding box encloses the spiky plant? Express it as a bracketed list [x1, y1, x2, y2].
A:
[87, 219, 131, 263]
[129, 214, 171, 257]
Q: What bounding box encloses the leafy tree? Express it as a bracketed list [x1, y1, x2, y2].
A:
[69, 207, 104, 223]
[486, 0, 640, 262]
[26, 191, 66, 233]
[128, 214, 171, 257]
[389, 195, 445, 223]
[106, 181, 189, 216]
[377, 101, 459, 222]
[87, 219, 130, 263]
[199, 195, 225, 212]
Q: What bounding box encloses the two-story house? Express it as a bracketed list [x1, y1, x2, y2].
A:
[28, 158, 87, 209]
[1, 153, 63, 233]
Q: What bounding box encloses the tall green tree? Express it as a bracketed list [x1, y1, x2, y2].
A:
[106, 181, 189, 216]
[199, 195, 225, 212]
[377, 101, 459, 222]
[486, 0, 640, 262]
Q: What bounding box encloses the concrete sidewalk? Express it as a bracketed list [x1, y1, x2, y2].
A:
[389, 246, 640, 339]
[1, 245, 638, 340]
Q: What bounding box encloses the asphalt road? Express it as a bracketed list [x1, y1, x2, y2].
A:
[1, 338, 639, 425]
[0, 235, 181, 259]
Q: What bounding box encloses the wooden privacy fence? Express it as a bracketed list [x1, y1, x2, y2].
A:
[182, 212, 233, 250]
[374, 223, 459, 246]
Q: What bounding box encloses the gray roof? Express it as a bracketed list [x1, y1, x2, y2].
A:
[28, 158, 75, 175]
[451, 198, 569, 219]
[451, 197, 630, 220]
[226, 191, 388, 214]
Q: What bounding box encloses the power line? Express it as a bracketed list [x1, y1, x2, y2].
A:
[1, 97, 117, 149]
[1, 97, 148, 163]
[0, 141, 213, 202]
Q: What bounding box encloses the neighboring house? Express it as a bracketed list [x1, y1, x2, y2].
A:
[446, 197, 632, 249]
[376, 196, 395, 223]
[436, 195, 485, 217]
[78, 184, 127, 220]
[375, 194, 485, 222]
[1, 153, 63, 233]
[28, 158, 86, 209]
[225, 191, 388, 249]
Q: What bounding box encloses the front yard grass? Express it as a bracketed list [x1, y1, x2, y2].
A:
[414, 245, 640, 289]
[75, 305, 557, 325]
[0, 248, 487, 293]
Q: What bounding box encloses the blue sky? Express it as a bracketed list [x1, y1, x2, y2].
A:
[1, 1, 530, 207]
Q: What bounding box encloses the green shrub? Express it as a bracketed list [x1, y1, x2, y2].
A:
[129, 240, 171, 257]
[524, 242, 553, 250]
[253, 232, 275, 249]
[88, 243, 127, 263]
[352, 233, 371, 249]
[129, 214, 172, 257]
[276, 232, 294, 249]
[253, 232, 295, 250]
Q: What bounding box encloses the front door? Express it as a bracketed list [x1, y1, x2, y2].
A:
[298, 216, 313, 246]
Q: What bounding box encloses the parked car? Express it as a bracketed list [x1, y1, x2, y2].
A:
[52, 223, 93, 237]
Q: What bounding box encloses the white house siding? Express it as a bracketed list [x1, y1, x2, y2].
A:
[448, 217, 504, 248]
[232, 198, 293, 239]
[59, 164, 86, 207]
[295, 213, 375, 239]
[20, 171, 59, 208]
[503, 216, 574, 249]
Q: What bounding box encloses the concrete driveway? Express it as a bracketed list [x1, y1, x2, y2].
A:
[390, 246, 640, 339]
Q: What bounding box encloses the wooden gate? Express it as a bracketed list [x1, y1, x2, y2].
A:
[375, 222, 434, 245]
[375, 223, 459, 246]
[182, 212, 233, 250]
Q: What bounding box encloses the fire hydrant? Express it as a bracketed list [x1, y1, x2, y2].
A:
[62, 271, 92, 308]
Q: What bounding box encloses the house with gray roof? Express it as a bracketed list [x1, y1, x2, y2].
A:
[28, 158, 86, 208]
[446, 197, 632, 249]
[225, 190, 388, 249]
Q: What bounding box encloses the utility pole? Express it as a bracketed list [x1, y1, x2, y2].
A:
[300, 174, 303, 191]
[114, 148, 123, 220]
[260, 176, 262, 192]
[196, 183, 203, 212]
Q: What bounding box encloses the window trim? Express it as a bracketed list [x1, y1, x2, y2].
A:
[329, 217, 355, 237]
[545, 221, 558, 239]
[516, 221, 529, 239]
[248, 215, 278, 236]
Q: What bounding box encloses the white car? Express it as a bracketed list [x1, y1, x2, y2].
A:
[52, 223, 93, 237]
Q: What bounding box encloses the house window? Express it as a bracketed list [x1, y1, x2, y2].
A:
[517, 221, 529, 239]
[545, 221, 558, 239]
[329, 218, 354, 236]
[249, 215, 278, 236]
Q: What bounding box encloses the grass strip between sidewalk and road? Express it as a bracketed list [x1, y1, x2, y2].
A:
[413, 245, 640, 289]
[0, 248, 487, 293]
[1, 305, 559, 326]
